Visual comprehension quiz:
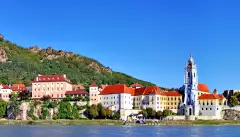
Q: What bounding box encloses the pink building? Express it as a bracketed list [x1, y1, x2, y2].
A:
[32, 74, 73, 100]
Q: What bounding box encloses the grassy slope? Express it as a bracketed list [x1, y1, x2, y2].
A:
[0, 39, 155, 89]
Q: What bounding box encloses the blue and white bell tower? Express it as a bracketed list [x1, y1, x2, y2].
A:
[183, 55, 199, 116]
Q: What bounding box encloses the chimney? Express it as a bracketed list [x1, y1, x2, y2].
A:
[213, 89, 218, 94]
[63, 74, 66, 78]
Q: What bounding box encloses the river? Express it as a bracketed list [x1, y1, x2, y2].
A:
[0, 125, 238, 137]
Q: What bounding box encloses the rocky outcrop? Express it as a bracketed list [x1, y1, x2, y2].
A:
[29, 46, 41, 53]
[27, 46, 112, 73]
[0, 47, 8, 62]
[222, 109, 240, 120]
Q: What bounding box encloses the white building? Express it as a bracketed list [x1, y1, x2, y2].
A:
[0, 85, 12, 101]
[99, 84, 134, 111]
[89, 82, 108, 106]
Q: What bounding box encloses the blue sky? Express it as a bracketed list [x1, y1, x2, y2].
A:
[1, 0, 240, 93]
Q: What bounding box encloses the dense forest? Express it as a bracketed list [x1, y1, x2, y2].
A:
[0, 36, 155, 89]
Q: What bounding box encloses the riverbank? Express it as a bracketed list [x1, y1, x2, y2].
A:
[0, 119, 240, 126]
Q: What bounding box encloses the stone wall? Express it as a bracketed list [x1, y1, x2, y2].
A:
[222, 109, 240, 120]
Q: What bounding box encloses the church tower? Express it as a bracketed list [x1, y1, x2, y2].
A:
[183, 55, 199, 116]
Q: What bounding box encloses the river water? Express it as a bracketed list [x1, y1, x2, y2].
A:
[0, 125, 238, 137]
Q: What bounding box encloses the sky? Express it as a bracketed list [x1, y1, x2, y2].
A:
[1, 0, 240, 93]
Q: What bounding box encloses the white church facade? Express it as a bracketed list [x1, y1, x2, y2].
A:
[182, 55, 226, 120]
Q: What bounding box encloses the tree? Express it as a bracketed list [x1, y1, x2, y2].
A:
[112, 111, 120, 120]
[72, 103, 80, 119]
[100, 108, 106, 118]
[229, 96, 238, 107]
[163, 109, 173, 117]
[0, 100, 8, 118]
[64, 95, 72, 101]
[146, 107, 155, 118]
[105, 108, 112, 119]
[58, 101, 73, 119]
[156, 111, 163, 119]
[48, 101, 58, 108]
[97, 103, 103, 114]
[139, 109, 148, 118]
[88, 108, 98, 119]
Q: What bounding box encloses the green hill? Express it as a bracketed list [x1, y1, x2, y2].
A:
[0, 36, 155, 89]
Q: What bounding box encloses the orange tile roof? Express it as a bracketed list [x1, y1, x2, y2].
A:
[12, 84, 25, 87]
[99, 84, 134, 95]
[198, 94, 225, 100]
[198, 84, 210, 93]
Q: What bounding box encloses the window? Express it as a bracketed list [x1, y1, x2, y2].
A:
[210, 108, 212, 110]
[202, 108, 204, 110]
[206, 108, 208, 110]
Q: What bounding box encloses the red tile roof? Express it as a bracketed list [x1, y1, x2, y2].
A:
[33, 74, 71, 83]
[65, 90, 89, 95]
[99, 84, 134, 95]
[135, 86, 182, 96]
[2, 85, 11, 89]
[165, 91, 182, 96]
[90, 81, 98, 87]
[131, 83, 144, 88]
[198, 84, 210, 93]
[198, 94, 225, 100]
[149, 87, 166, 96]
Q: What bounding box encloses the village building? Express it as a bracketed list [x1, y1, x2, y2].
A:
[0, 85, 12, 101]
[198, 90, 226, 119]
[89, 82, 108, 105]
[99, 84, 134, 111]
[31, 74, 73, 100]
[11, 84, 27, 92]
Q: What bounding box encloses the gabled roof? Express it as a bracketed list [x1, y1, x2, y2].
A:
[99, 84, 134, 95]
[90, 81, 98, 87]
[198, 84, 210, 93]
[198, 94, 225, 100]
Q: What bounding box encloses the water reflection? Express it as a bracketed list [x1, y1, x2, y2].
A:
[0, 125, 238, 137]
